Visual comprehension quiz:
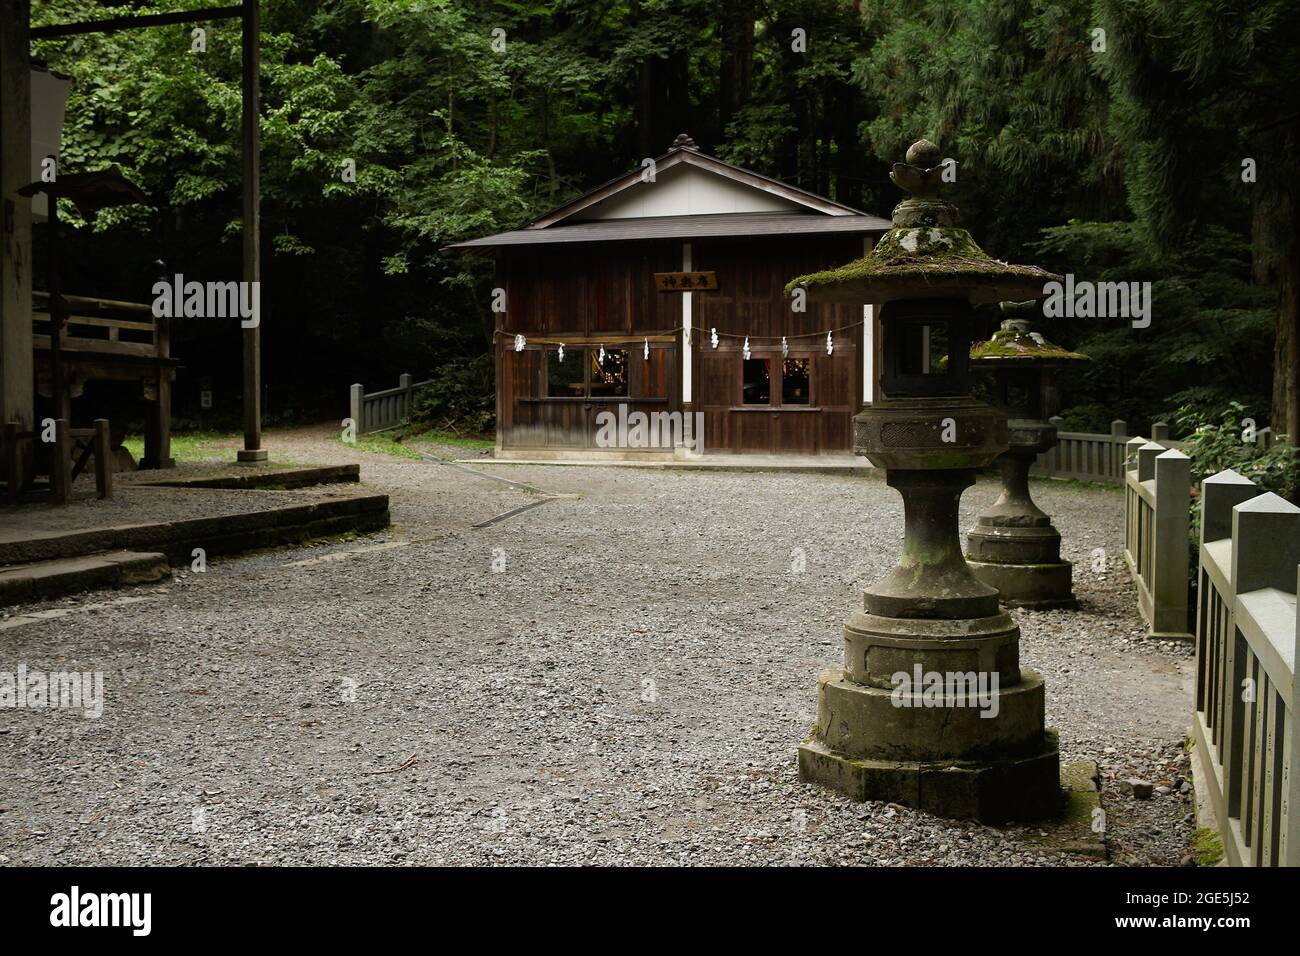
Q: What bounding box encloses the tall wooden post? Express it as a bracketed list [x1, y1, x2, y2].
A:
[1, 0, 34, 473]
[238, 0, 267, 462]
[47, 185, 70, 421]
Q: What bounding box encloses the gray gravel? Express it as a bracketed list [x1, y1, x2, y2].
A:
[0, 427, 1195, 865]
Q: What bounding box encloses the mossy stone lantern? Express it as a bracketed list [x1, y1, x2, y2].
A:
[966, 304, 1090, 608]
[785, 140, 1063, 822]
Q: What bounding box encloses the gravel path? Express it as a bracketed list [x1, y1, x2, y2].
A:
[0, 426, 1195, 866]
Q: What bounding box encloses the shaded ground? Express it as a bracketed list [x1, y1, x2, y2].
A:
[0, 425, 1194, 865]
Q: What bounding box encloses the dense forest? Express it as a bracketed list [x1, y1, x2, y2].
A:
[27, 0, 1300, 440]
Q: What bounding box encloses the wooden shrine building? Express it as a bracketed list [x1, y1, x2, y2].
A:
[445, 134, 891, 457]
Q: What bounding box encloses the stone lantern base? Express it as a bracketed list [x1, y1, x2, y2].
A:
[799, 731, 1061, 823]
[797, 603, 1062, 823]
[966, 421, 1076, 609]
[963, 557, 1075, 609]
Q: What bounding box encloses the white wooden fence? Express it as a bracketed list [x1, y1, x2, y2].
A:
[1193, 469, 1300, 866]
[349, 373, 432, 435]
[1123, 436, 1193, 640]
[1035, 419, 1187, 483]
[1035, 418, 1274, 484]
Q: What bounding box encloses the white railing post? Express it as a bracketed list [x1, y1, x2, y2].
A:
[1151, 449, 1191, 639]
[1198, 470, 1259, 830]
[1231, 493, 1300, 865]
[1289, 567, 1300, 865]
[350, 383, 363, 434]
[399, 373, 412, 423]
[1201, 470, 1259, 547]
[1110, 419, 1127, 479]
[1123, 436, 1148, 572]
[1137, 440, 1163, 481]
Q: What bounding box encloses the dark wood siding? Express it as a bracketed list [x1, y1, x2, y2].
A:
[498, 242, 680, 451]
[494, 233, 871, 455]
[691, 235, 864, 454]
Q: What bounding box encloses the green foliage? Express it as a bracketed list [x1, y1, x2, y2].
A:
[1178, 403, 1299, 503]
[1176, 403, 1298, 588]
[27, 0, 1299, 437]
[408, 354, 496, 435]
[856, 0, 1117, 255]
[1032, 222, 1275, 433]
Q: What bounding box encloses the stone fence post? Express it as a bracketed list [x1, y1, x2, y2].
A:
[399, 373, 413, 421]
[349, 383, 363, 433]
[1151, 449, 1191, 638]
[1110, 419, 1127, 478]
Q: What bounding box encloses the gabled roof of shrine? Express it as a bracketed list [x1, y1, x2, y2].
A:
[443, 134, 891, 253]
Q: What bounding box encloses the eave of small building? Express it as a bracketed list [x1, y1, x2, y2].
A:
[441, 141, 891, 255]
[442, 210, 890, 254]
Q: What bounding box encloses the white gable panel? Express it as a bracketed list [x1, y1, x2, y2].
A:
[573, 164, 804, 220]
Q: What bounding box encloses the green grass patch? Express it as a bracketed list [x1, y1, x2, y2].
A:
[390, 422, 493, 450]
[343, 424, 493, 459]
[416, 427, 494, 450]
[123, 431, 234, 463]
[339, 432, 426, 460]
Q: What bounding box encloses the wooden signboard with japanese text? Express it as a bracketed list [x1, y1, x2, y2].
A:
[654, 271, 718, 292]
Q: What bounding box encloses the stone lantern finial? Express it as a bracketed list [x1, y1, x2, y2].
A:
[784, 139, 1058, 304]
[889, 138, 957, 228]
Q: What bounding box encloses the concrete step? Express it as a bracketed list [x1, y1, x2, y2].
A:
[135, 463, 361, 490]
[0, 551, 171, 607]
[0, 493, 390, 566]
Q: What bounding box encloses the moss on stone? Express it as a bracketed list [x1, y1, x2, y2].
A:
[1193, 827, 1224, 866]
[970, 326, 1088, 362]
[874, 226, 987, 262]
[784, 225, 1059, 300]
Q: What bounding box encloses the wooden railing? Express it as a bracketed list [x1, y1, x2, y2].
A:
[1193, 469, 1300, 866]
[1034, 419, 1183, 484]
[32, 290, 166, 360]
[349, 373, 433, 435]
[1035, 418, 1274, 485]
[1123, 436, 1193, 640]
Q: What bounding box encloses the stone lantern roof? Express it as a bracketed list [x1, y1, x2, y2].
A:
[784, 139, 1060, 304]
[970, 305, 1090, 367]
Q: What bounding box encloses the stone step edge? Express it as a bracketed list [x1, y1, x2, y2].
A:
[0, 494, 391, 567]
[133, 463, 360, 490]
[0, 551, 171, 607]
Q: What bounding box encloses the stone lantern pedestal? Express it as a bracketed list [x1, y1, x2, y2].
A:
[966, 314, 1089, 609]
[787, 141, 1063, 823]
